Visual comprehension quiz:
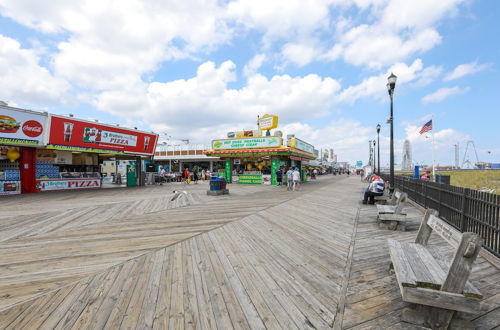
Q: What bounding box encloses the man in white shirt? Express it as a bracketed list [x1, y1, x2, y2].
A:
[292, 168, 300, 191]
[362, 175, 385, 204]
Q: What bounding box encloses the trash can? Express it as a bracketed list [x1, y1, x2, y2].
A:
[219, 178, 227, 190]
[209, 176, 221, 191]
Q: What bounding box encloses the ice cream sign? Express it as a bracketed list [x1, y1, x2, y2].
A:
[212, 137, 282, 150]
[83, 127, 137, 147]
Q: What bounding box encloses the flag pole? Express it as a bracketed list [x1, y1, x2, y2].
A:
[432, 114, 436, 182]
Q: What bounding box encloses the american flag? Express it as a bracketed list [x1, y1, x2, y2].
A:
[419, 119, 433, 134]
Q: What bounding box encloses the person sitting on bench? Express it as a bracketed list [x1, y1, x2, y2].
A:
[362, 175, 385, 204]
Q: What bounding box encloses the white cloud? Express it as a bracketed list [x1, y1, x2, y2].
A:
[412, 65, 443, 87]
[0, 34, 69, 105]
[95, 61, 341, 137]
[281, 42, 319, 67]
[338, 59, 424, 103]
[323, 0, 464, 68]
[243, 54, 266, 76]
[444, 60, 490, 81]
[279, 119, 376, 163]
[0, 0, 232, 90]
[325, 26, 441, 69]
[422, 86, 470, 104]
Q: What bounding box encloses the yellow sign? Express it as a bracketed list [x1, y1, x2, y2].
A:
[258, 114, 278, 130]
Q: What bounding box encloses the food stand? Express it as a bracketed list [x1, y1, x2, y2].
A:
[204, 115, 316, 184]
[36, 115, 158, 192]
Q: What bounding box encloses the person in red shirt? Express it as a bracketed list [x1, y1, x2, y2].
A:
[183, 168, 190, 184]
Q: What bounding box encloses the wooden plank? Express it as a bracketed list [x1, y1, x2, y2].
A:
[427, 215, 462, 247]
[387, 239, 417, 289]
[402, 287, 481, 314]
[415, 209, 439, 246]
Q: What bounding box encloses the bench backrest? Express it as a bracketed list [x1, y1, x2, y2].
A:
[393, 191, 407, 214]
[415, 209, 482, 296]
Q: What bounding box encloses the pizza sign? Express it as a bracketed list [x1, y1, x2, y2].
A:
[83, 127, 137, 147]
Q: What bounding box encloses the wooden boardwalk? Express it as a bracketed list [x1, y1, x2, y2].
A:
[0, 176, 498, 329]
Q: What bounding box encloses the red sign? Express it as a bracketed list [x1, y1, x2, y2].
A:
[22, 120, 43, 137]
[36, 179, 102, 191]
[48, 116, 158, 155]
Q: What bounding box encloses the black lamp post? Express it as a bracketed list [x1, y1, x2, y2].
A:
[376, 124, 381, 175]
[387, 72, 397, 193]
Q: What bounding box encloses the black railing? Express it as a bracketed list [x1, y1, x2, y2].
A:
[381, 175, 500, 257]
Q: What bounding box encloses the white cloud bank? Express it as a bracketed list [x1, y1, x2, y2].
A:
[444, 60, 490, 81]
[422, 86, 470, 104]
[0, 35, 69, 105]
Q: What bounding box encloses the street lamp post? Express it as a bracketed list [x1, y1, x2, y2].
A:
[368, 140, 373, 166]
[387, 73, 397, 193]
[376, 124, 381, 175]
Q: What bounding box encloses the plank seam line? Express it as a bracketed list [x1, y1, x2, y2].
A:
[333, 205, 360, 330]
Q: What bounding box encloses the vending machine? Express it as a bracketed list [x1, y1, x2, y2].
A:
[126, 164, 137, 187]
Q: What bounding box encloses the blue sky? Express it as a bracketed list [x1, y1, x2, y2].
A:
[0, 0, 498, 166]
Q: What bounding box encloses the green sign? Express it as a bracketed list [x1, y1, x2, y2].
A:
[294, 138, 314, 154]
[238, 174, 263, 184]
[46, 144, 123, 154]
[271, 159, 279, 185]
[225, 160, 232, 184]
[212, 137, 281, 150]
[0, 137, 39, 146]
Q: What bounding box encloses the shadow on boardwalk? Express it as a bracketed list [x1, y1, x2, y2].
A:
[0, 176, 498, 329]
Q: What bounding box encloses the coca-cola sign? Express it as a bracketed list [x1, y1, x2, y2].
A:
[22, 120, 43, 137]
[0, 107, 47, 146]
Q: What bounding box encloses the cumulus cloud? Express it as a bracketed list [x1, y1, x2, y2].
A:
[338, 59, 424, 103]
[323, 0, 463, 68]
[243, 54, 266, 76]
[422, 86, 470, 104]
[0, 34, 69, 105]
[444, 60, 490, 81]
[94, 61, 341, 135]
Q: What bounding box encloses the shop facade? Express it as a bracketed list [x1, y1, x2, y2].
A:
[1, 105, 48, 195]
[1, 104, 159, 195]
[204, 135, 316, 185]
[36, 115, 158, 191]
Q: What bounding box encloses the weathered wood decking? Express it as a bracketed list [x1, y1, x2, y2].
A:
[0, 176, 498, 329]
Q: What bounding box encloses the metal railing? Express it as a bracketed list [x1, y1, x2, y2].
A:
[382, 175, 500, 257]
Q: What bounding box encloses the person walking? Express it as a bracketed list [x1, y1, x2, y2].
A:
[275, 167, 283, 186]
[183, 168, 190, 184]
[286, 167, 294, 190]
[292, 167, 300, 191]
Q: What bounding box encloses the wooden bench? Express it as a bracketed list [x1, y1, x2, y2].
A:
[377, 191, 407, 230]
[388, 209, 483, 329]
[374, 187, 395, 205]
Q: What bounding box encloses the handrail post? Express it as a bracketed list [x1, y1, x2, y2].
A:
[460, 188, 470, 232]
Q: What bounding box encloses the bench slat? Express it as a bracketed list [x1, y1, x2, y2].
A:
[400, 242, 443, 290]
[426, 246, 483, 299]
[427, 215, 462, 248]
[387, 239, 417, 288]
[377, 205, 396, 213]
